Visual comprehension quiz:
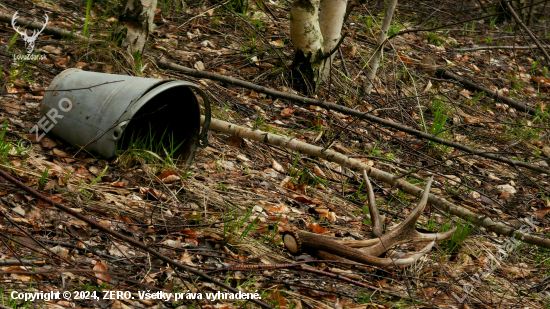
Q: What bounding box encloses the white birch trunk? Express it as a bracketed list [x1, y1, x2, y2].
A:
[364, 0, 398, 94]
[290, 0, 346, 94]
[319, 0, 347, 82]
[290, 0, 324, 93]
[117, 0, 158, 54]
[200, 115, 550, 249]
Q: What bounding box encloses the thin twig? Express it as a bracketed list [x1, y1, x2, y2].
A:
[0, 168, 274, 309]
[157, 58, 550, 174]
[456, 45, 550, 52]
[0, 81, 124, 96]
[505, 0, 550, 64]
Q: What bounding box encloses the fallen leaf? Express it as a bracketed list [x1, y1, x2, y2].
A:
[459, 89, 472, 99]
[156, 170, 181, 184]
[308, 222, 329, 234]
[535, 207, 550, 220]
[269, 40, 284, 47]
[295, 183, 307, 195]
[56, 57, 69, 68]
[267, 291, 287, 308]
[267, 204, 290, 214]
[496, 184, 516, 194]
[111, 300, 131, 309]
[226, 135, 243, 148]
[532, 76, 550, 88]
[194, 61, 205, 70]
[280, 108, 295, 118]
[40, 136, 57, 148]
[5, 266, 38, 282]
[93, 260, 110, 285]
[271, 159, 286, 173]
[75, 62, 87, 69]
[313, 165, 326, 179]
[503, 264, 531, 279]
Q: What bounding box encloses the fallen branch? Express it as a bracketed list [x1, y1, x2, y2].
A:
[0, 169, 273, 309]
[201, 115, 550, 249]
[0, 259, 45, 266]
[436, 69, 538, 115]
[456, 45, 550, 52]
[158, 58, 550, 174]
[505, 1, 550, 64]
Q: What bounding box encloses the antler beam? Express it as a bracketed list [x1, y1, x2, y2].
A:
[284, 176, 457, 267]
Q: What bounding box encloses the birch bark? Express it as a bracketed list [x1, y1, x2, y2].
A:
[117, 0, 158, 54]
[290, 0, 346, 94]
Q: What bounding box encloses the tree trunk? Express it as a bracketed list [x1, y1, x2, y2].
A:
[117, 0, 158, 54]
[364, 0, 398, 95]
[318, 0, 347, 82]
[290, 0, 346, 94]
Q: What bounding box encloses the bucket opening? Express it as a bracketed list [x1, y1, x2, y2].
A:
[117, 86, 200, 164]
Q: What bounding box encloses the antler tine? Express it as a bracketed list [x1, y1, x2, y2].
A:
[40, 13, 48, 31]
[399, 175, 434, 229]
[11, 11, 27, 37]
[363, 169, 382, 238]
[283, 175, 457, 268]
[389, 239, 436, 267]
[31, 13, 48, 38]
[359, 176, 455, 257]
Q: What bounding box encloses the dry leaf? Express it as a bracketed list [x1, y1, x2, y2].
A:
[308, 222, 329, 234]
[40, 136, 57, 148]
[226, 135, 243, 148]
[280, 108, 295, 117]
[313, 165, 326, 179]
[157, 170, 181, 184]
[459, 89, 472, 99]
[5, 266, 38, 282]
[295, 183, 307, 195]
[535, 207, 550, 220]
[503, 264, 531, 279]
[111, 300, 131, 309]
[267, 291, 287, 308]
[267, 204, 290, 214]
[271, 159, 286, 173]
[93, 260, 110, 285]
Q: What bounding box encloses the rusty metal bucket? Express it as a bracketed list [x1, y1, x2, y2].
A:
[41, 68, 211, 168]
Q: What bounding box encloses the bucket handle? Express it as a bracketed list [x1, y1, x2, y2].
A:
[184, 84, 211, 149]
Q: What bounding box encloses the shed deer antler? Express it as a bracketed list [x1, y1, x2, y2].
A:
[283, 174, 457, 267]
[11, 11, 48, 54]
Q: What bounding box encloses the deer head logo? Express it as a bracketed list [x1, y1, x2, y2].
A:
[11, 11, 49, 54]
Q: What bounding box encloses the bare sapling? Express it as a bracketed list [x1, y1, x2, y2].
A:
[364, 0, 398, 95]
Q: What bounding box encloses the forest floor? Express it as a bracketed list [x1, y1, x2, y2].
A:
[0, 0, 550, 308]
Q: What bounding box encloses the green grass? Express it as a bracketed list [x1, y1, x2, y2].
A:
[222, 206, 259, 246]
[83, 0, 93, 37]
[441, 217, 475, 253]
[116, 122, 186, 172]
[428, 98, 452, 153]
[7, 33, 19, 52]
[39, 167, 50, 187]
